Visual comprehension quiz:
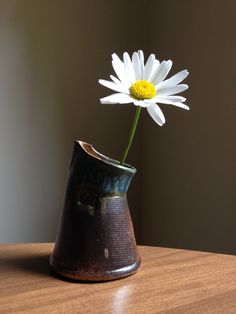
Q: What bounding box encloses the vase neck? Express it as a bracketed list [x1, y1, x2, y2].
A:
[68, 140, 136, 195]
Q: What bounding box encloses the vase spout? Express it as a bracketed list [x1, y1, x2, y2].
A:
[70, 140, 136, 195]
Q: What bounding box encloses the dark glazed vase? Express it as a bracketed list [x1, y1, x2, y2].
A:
[50, 140, 141, 281]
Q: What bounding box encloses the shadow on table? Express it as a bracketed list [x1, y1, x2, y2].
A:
[3, 253, 110, 284]
[2, 253, 51, 277]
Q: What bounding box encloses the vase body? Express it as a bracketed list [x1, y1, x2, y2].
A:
[50, 141, 141, 281]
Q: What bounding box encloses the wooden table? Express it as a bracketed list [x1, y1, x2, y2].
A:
[1, 244, 236, 313]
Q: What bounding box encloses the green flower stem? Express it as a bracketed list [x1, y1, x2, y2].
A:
[121, 106, 142, 165]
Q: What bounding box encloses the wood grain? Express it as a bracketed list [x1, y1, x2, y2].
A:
[1, 244, 236, 313]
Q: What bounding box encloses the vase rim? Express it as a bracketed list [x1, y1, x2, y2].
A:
[76, 140, 136, 174]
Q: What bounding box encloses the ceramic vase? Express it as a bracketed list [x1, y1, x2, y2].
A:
[50, 140, 141, 281]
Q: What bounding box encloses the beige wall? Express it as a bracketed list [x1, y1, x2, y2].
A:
[0, 0, 145, 242]
[1, 0, 236, 255]
[141, 0, 236, 254]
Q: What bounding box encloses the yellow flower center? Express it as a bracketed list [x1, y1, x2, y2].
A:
[129, 80, 156, 100]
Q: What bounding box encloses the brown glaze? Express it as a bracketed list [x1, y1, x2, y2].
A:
[50, 141, 141, 281]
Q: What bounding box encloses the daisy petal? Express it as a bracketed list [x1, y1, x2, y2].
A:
[112, 53, 130, 85]
[100, 93, 134, 104]
[138, 50, 145, 79]
[157, 84, 188, 96]
[153, 60, 173, 85]
[123, 52, 136, 83]
[132, 52, 141, 80]
[151, 98, 189, 109]
[133, 100, 152, 108]
[110, 75, 121, 85]
[144, 54, 155, 80]
[147, 98, 177, 105]
[156, 70, 189, 89]
[110, 75, 130, 91]
[148, 59, 160, 82]
[147, 95, 186, 104]
[98, 79, 128, 93]
[147, 103, 166, 126]
[167, 102, 190, 110]
[162, 95, 186, 102]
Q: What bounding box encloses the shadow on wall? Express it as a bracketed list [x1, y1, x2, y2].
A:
[141, 0, 236, 255]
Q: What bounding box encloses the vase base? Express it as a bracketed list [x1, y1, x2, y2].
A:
[49, 258, 141, 282]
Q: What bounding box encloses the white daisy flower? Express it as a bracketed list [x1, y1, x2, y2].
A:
[99, 50, 189, 126]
